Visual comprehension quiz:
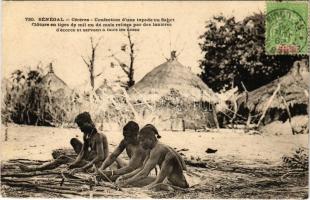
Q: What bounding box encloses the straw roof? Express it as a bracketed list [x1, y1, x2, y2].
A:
[238, 60, 309, 112]
[128, 56, 218, 103]
[41, 63, 70, 92]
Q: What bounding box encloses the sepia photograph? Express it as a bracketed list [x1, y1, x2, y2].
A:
[1, 1, 309, 198]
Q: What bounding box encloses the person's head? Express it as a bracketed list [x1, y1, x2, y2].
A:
[75, 112, 96, 134]
[138, 124, 161, 149]
[123, 121, 139, 144]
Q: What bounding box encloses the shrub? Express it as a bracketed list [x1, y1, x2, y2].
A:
[282, 147, 308, 170]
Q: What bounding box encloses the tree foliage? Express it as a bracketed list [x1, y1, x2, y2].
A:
[199, 13, 308, 92]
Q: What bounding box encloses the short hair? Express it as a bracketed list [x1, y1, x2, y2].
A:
[123, 121, 139, 134]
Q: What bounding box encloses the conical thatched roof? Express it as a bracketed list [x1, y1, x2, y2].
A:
[41, 63, 70, 92]
[238, 59, 309, 113]
[128, 56, 218, 103]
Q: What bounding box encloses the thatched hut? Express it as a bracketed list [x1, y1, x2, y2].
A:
[238, 59, 309, 125]
[128, 52, 218, 103]
[40, 63, 76, 126]
[42, 63, 70, 94]
[128, 52, 219, 130]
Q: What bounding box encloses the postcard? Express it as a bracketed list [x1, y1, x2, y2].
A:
[1, 1, 309, 198]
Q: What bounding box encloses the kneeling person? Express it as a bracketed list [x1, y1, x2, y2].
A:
[98, 121, 149, 181]
[116, 124, 189, 188]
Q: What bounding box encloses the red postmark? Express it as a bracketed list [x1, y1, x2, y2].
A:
[276, 44, 299, 54]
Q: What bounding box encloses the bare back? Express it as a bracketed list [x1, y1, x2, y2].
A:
[149, 143, 186, 171]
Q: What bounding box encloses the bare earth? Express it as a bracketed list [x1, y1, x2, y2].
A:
[1, 124, 308, 198]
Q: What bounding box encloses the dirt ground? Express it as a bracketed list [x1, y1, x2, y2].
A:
[1, 124, 309, 198]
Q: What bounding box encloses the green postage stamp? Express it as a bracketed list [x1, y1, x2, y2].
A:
[266, 2, 308, 55]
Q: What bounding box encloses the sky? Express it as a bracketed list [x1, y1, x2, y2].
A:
[3, 1, 265, 89]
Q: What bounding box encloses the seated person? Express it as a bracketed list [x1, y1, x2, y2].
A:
[19, 112, 109, 173]
[98, 121, 149, 181]
[116, 124, 189, 189]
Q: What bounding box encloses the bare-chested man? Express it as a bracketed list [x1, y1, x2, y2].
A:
[98, 121, 149, 181]
[116, 124, 189, 189]
[19, 112, 109, 174]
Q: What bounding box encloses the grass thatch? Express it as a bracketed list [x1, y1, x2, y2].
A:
[128, 59, 218, 103]
[41, 64, 71, 93]
[238, 64, 309, 113]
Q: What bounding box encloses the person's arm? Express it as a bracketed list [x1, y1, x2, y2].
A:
[99, 140, 126, 171]
[115, 153, 149, 184]
[121, 149, 159, 186]
[70, 134, 107, 174]
[117, 167, 143, 181]
[80, 134, 108, 170]
[68, 144, 85, 169]
[109, 147, 146, 177]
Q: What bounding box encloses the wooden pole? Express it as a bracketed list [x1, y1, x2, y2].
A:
[256, 83, 281, 128]
[4, 125, 8, 142]
[279, 93, 294, 134]
[212, 103, 219, 130]
[241, 81, 251, 132]
[230, 81, 237, 129]
[230, 96, 238, 129]
[245, 112, 252, 133]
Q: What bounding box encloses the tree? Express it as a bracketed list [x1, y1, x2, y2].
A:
[109, 29, 136, 90]
[82, 37, 103, 90]
[199, 13, 308, 92]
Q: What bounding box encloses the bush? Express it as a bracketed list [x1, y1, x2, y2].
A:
[282, 147, 308, 170]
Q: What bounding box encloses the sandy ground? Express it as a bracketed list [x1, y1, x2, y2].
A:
[0, 124, 308, 165]
[0, 124, 309, 198]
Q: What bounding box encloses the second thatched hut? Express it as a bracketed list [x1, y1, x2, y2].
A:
[128, 52, 219, 130]
[237, 59, 309, 132]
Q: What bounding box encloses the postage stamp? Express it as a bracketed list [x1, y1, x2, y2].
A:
[266, 2, 308, 55]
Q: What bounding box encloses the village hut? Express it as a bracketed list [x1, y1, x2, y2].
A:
[40, 63, 76, 125]
[41, 63, 71, 94]
[128, 51, 219, 130]
[128, 51, 218, 103]
[237, 59, 309, 126]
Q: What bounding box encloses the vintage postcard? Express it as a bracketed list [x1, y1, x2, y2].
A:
[1, 1, 309, 198]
